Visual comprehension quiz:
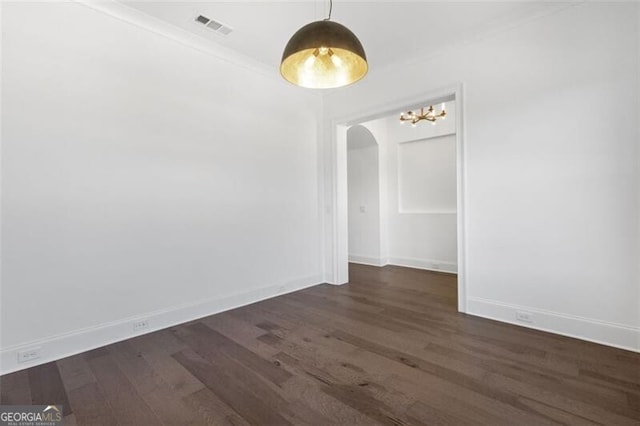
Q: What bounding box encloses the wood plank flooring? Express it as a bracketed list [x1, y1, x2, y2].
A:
[2, 264, 639, 425]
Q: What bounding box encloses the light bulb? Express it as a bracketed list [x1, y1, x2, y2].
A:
[304, 55, 315, 69]
[318, 46, 330, 55]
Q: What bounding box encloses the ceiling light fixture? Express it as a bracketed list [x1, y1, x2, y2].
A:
[400, 104, 447, 126]
[280, 0, 368, 89]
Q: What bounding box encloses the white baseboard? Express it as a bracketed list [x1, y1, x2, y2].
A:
[386, 257, 457, 274]
[0, 275, 323, 375]
[467, 297, 640, 353]
[348, 254, 386, 267]
[348, 255, 457, 274]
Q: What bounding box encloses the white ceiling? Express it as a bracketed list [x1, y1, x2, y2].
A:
[121, 1, 569, 71]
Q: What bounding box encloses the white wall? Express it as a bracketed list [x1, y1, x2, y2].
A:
[347, 126, 381, 264]
[0, 2, 321, 373]
[323, 3, 640, 350]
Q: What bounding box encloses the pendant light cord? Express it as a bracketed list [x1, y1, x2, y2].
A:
[324, 0, 332, 21]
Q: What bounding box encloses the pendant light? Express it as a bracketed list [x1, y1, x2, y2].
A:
[280, 0, 368, 89]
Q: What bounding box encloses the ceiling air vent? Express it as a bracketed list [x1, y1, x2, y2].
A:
[195, 14, 233, 36]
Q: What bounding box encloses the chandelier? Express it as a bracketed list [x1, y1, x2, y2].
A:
[400, 104, 446, 126]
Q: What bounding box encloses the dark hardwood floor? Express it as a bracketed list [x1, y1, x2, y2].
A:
[2, 263, 639, 425]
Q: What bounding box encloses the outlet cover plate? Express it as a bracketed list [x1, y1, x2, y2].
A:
[516, 311, 534, 323]
[133, 319, 149, 332]
[18, 347, 41, 363]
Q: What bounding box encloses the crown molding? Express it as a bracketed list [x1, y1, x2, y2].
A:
[375, 1, 584, 76]
[74, 0, 319, 97]
[323, 1, 585, 98]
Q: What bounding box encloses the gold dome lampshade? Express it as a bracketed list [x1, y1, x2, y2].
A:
[280, 20, 368, 89]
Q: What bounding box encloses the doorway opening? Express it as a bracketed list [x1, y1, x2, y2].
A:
[332, 85, 466, 312]
[347, 125, 382, 266]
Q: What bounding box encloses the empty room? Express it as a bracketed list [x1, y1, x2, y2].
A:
[0, 1, 639, 425]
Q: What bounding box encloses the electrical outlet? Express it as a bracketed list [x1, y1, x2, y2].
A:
[359, 206, 366, 213]
[516, 311, 534, 323]
[18, 347, 41, 363]
[133, 319, 149, 332]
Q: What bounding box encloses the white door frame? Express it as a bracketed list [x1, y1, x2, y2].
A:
[326, 83, 468, 313]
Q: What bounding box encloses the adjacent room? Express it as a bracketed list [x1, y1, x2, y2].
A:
[1, 1, 639, 425]
[347, 100, 458, 274]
